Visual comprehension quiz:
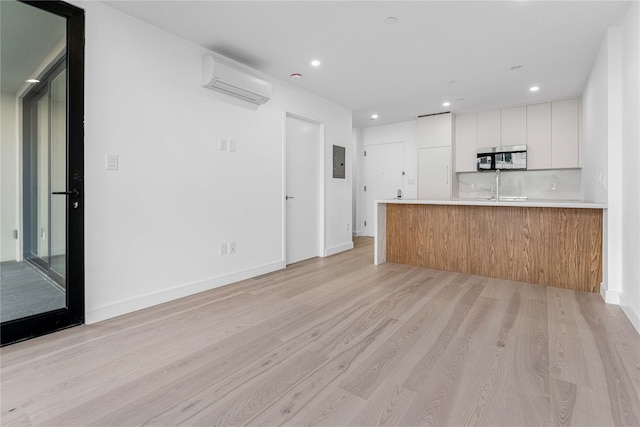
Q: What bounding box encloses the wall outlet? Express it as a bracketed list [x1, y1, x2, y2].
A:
[345, 223, 349, 231]
[219, 242, 228, 255]
[106, 154, 119, 170]
[229, 241, 236, 254]
[219, 138, 228, 151]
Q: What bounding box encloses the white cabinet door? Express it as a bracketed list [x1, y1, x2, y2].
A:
[526, 103, 552, 169]
[477, 110, 501, 148]
[551, 98, 579, 168]
[417, 115, 434, 148]
[434, 113, 452, 147]
[455, 113, 477, 172]
[501, 106, 526, 146]
[418, 147, 451, 200]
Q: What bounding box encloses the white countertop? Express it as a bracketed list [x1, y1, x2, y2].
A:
[376, 198, 607, 209]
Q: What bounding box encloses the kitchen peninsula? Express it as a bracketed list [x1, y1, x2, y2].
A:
[374, 199, 607, 293]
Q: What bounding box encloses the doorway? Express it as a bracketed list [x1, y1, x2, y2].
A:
[285, 114, 323, 265]
[1, 0, 85, 345]
[363, 142, 404, 237]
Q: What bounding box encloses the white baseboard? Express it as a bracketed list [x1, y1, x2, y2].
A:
[85, 260, 285, 324]
[599, 283, 639, 334]
[620, 294, 640, 335]
[324, 241, 354, 257]
[600, 281, 621, 304]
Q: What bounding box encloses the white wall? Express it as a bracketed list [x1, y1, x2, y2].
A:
[580, 36, 609, 204]
[1, 91, 18, 262]
[582, 2, 640, 333]
[619, 2, 640, 333]
[73, 1, 352, 323]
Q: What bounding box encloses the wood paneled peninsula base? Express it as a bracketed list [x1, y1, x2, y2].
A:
[374, 200, 606, 293]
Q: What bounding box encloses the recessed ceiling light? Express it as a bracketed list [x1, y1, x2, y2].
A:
[385, 16, 397, 24]
[371, 114, 379, 120]
[510, 65, 523, 71]
[25, 78, 40, 84]
[290, 73, 302, 81]
[310, 59, 321, 67]
[443, 102, 451, 107]
[530, 86, 540, 92]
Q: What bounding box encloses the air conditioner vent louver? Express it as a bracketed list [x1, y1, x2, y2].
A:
[201, 56, 272, 105]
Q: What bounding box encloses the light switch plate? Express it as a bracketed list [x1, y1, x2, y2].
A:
[219, 138, 228, 151]
[106, 154, 118, 170]
[229, 140, 236, 152]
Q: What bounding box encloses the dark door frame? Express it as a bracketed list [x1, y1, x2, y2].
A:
[1, 0, 85, 346]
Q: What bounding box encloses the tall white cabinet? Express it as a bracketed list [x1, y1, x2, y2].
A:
[418, 113, 452, 200]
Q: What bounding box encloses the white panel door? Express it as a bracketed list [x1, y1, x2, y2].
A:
[286, 115, 321, 265]
[418, 147, 451, 200]
[363, 142, 403, 237]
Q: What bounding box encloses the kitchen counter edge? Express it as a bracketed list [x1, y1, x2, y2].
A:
[375, 199, 607, 209]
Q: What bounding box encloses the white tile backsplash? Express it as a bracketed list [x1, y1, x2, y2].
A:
[458, 169, 582, 200]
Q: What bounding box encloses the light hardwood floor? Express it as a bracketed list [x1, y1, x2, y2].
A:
[2, 237, 639, 426]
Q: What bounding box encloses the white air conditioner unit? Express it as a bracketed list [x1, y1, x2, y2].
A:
[201, 56, 272, 105]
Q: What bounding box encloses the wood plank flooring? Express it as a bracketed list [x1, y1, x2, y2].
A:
[1, 237, 638, 426]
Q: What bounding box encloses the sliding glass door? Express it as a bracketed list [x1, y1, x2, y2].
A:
[1, 0, 84, 345]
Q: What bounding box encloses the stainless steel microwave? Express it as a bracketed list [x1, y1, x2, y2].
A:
[477, 145, 527, 171]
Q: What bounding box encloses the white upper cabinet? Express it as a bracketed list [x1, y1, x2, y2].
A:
[500, 106, 526, 146]
[551, 98, 579, 168]
[526, 103, 552, 169]
[477, 110, 501, 148]
[418, 113, 451, 148]
[454, 113, 477, 172]
[434, 113, 452, 147]
[417, 115, 434, 148]
[454, 98, 580, 172]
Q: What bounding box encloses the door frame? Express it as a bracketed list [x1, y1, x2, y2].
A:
[282, 112, 325, 264]
[1, 0, 85, 345]
[363, 141, 405, 236]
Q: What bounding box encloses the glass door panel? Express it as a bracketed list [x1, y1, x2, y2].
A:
[0, 0, 84, 343]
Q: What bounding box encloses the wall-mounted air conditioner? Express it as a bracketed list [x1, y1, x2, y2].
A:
[201, 56, 272, 105]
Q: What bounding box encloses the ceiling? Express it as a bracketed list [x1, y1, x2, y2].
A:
[104, 1, 630, 127]
[0, 0, 66, 92]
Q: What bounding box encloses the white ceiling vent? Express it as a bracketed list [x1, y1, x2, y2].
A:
[201, 56, 272, 105]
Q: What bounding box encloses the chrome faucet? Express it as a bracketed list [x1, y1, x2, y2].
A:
[495, 169, 501, 201]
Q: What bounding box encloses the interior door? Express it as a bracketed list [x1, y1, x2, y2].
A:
[363, 142, 403, 237]
[0, 0, 85, 346]
[285, 114, 321, 265]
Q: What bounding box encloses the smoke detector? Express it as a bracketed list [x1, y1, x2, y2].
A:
[290, 73, 302, 81]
